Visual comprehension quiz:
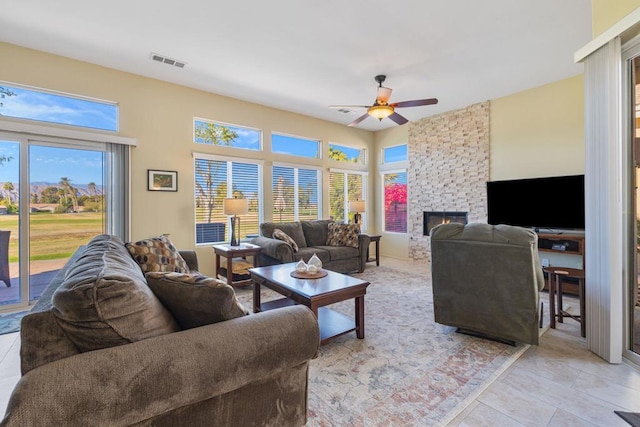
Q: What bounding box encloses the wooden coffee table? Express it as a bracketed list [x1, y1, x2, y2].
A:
[249, 263, 370, 344]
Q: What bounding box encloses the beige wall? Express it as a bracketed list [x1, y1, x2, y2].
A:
[0, 42, 374, 276]
[592, 0, 640, 37]
[490, 75, 585, 181]
[1, 40, 588, 265]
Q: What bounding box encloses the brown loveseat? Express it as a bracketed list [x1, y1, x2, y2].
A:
[1, 234, 319, 426]
[251, 219, 370, 273]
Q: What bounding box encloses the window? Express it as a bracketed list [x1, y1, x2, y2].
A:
[328, 143, 365, 164]
[272, 133, 320, 158]
[0, 83, 118, 131]
[383, 144, 408, 163]
[194, 155, 262, 244]
[272, 164, 321, 222]
[329, 169, 366, 225]
[193, 119, 261, 151]
[383, 171, 407, 233]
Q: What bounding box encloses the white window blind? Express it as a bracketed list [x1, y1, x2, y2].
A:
[194, 155, 262, 244]
[329, 170, 366, 226]
[272, 165, 320, 222]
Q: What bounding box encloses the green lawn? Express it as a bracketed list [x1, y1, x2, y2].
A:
[0, 212, 104, 262]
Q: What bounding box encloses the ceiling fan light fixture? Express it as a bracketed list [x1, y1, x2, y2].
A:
[368, 105, 394, 120]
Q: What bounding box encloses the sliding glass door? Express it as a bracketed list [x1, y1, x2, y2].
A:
[625, 52, 640, 359]
[0, 135, 106, 311]
[0, 140, 21, 307]
[28, 144, 105, 302]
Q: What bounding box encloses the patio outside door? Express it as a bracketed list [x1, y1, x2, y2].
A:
[0, 137, 105, 311]
[0, 140, 21, 308]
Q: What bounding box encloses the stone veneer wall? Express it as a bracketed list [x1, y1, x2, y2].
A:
[408, 101, 490, 261]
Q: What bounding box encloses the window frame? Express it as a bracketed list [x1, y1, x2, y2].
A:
[328, 142, 367, 165]
[328, 168, 367, 229]
[381, 168, 408, 234]
[381, 143, 408, 165]
[271, 132, 321, 159]
[193, 117, 263, 151]
[272, 162, 322, 222]
[0, 81, 119, 132]
[193, 152, 264, 245]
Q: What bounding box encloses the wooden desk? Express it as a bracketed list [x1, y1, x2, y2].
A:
[212, 243, 261, 287]
[366, 235, 381, 266]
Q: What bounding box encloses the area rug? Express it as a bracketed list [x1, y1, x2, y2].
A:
[0, 310, 28, 335]
[236, 265, 530, 426]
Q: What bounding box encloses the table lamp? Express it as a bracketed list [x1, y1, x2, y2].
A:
[349, 200, 366, 224]
[223, 197, 248, 246]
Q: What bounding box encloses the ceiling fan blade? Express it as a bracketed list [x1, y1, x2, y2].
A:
[391, 98, 438, 108]
[388, 112, 409, 125]
[348, 113, 370, 127]
[376, 87, 393, 104]
[329, 105, 370, 109]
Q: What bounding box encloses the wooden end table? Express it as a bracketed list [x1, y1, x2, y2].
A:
[212, 243, 261, 287]
[249, 262, 370, 344]
[366, 235, 381, 266]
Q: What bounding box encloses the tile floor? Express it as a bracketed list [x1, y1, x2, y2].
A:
[0, 256, 639, 426]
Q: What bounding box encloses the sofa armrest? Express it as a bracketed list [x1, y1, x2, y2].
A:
[179, 250, 199, 272]
[357, 234, 371, 272]
[251, 236, 294, 263]
[1, 306, 320, 427]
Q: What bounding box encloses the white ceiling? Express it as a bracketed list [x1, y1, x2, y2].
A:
[0, 1, 592, 131]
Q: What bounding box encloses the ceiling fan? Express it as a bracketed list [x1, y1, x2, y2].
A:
[330, 75, 438, 127]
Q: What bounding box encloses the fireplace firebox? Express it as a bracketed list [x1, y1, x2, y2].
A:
[423, 211, 468, 236]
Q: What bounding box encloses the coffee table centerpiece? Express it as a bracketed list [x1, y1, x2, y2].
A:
[249, 262, 370, 344]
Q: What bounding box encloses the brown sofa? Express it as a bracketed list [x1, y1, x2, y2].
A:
[251, 220, 370, 273]
[1, 234, 319, 426]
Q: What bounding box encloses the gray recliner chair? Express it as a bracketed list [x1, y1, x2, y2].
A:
[430, 222, 544, 345]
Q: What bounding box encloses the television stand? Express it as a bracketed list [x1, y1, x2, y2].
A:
[537, 233, 585, 296]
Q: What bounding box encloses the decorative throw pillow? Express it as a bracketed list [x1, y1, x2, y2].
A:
[52, 234, 180, 353]
[125, 235, 190, 273]
[273, 228, 299, 252]
[145, 272, 250, 329]
[326, 223, 360, 248]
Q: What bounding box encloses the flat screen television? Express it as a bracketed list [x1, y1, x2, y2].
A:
[487, 174, 585, 231]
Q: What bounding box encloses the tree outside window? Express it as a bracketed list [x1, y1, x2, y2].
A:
[384, 172, 407, 233]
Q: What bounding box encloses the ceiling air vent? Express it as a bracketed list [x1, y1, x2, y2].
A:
[337, 108, 352, 114]
[150, 52, 187, 69]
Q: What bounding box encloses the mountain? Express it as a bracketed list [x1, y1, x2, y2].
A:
[0, 181, 104, 200]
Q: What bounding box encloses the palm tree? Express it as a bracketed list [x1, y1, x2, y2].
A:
[87, 182, 97, 203]
[2, 182, 14, 205]
[59, 177, 78, 212]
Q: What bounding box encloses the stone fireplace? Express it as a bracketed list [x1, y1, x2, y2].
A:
[423, 211, 468, 236]
[408, 101, 489, 261]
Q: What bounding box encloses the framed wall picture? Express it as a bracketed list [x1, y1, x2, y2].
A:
[148, 169, 178, 192]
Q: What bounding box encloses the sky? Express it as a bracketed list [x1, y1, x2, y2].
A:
[1, 85, 117, 131]
[0, 85, 110, 185]
[0, 142, 104, 185]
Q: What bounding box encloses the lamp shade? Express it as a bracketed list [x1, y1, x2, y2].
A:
[349, 200, 366, 213]
[223, 197, 248, 216]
